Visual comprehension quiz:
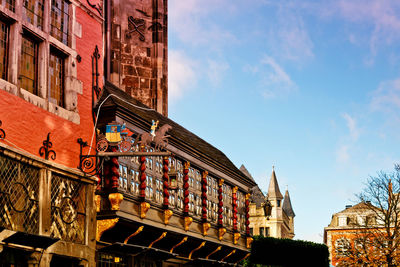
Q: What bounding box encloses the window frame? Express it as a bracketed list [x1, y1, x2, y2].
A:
[20, 32, 39, 95]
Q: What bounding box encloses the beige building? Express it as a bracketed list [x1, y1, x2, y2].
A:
[244, 166, 295, 239]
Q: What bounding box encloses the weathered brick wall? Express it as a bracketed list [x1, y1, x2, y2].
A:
[109, 0, 168, 116]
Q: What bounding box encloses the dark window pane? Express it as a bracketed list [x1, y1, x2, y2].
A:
[0, 21, 8, 80]
[20, 36, 37, 95]
[49, 51, 64, 107]
[4, 0, 15, 12]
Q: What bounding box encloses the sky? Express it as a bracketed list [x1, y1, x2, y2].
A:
[167, 0, 400, 243]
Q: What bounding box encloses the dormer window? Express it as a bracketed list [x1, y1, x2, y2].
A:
[338, 216, 347, 226]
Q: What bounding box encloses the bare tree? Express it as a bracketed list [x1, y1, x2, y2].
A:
[337, 165, 400, 267]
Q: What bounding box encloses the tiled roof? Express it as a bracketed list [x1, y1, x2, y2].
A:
[267, 168, 283, 199]
[96, 82, 256, 187]
[282, 189, 295, 217]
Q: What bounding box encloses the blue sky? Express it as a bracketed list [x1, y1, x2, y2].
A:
[167, 0, 400, 242]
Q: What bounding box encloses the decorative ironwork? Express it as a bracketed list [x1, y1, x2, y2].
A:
[50, 173, 86, 244]
[170, 237, 187, 253]
[39, 133, 56, 160]
[0, 154, 39, 234]
[92, 45, 100, 97]
[87, 0, 102, 16]
[126, 16, 145, 41]
[188, 241, 205, 260]
[0, 120, 5, 139]
[77, 138, 102, 176]
[132, 124, 171, 151]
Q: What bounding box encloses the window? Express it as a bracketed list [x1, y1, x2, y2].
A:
[2, 0, 15, 12]
[49, 52, 64, 107]
[49, 50, 65, 106]
[335, 238, 351, 257]
[23, 0, 44, 29]
[0, 21, 8, 80]
[249, 227, 253, 236]
[265, 227, 270, 237]
[51, 0, 69, 45]
[259, 227, 264, 237]
[338, 216, 348, 227]
[277, 200, 281, 207]
[20, 35, 38, 95]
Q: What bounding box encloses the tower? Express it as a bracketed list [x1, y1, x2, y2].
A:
[267, 166, 284, 237]
[282, 189, 296, 239]
[105, 0, 168, 116]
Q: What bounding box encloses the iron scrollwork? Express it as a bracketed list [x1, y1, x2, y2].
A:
[39, 133, 56, 160]
[77, 138, 102, 176]
[0, 120, 5, 139]
[87, 0, 102, 16]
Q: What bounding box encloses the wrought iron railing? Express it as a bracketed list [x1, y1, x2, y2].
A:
[0, 150, 91, 244]
[0, 154, 39, 234]
[50, 173, 86, 244]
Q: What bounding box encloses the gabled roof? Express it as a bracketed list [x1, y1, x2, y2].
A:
[282, 189, 295, 217]
[96, 82, 256, 188]
[267, 168, 283, 199]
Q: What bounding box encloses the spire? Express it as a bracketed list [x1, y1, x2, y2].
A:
[267, 166, 283, 199]
[283, 189, 295, 217]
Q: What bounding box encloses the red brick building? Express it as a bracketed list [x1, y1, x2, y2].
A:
[0, 0, 103, 265]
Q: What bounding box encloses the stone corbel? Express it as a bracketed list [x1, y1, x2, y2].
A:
[140, 202, 150, 218]
[202, 222, 211, 236]
[108, 192, 123, 210]
[184, 216, 193, 231]
[233, 232, 240, 245]
[246, 236, 253, 249]
[164, 209, 173, 224]
[218, 227, 226, 241]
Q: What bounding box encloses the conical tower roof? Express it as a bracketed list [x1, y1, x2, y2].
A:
[282, 189, 295, 217]
[268, 167, 283, 199]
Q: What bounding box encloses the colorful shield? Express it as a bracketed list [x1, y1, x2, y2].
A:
[105, 124, 121, 143]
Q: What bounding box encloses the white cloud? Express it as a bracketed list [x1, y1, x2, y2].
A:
[168, 50, 197, 102]
[259, 55, 297, 98]
[370, 78, 400, 113]
[336, 145, 350, 163]
[342, 113, 360, 141]
[169, 0, 238, 48]
[334, 0, 400, 61]
[207, 59, 229, 87]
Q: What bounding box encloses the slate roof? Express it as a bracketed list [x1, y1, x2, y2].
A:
[282, 189, 295, 217]
[267, 168, 283, 199]
[96, 82, 256, 187]
[240, 165, 265, 207]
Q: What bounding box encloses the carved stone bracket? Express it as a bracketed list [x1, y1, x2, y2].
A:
[164, 209, 173, 225]
[184, 216, 192, 231]
[202, 222, 210, 236]
[233, 232, 240, 245]
[246, 236, 253, 249]
[140, 202, 150, 218]
[108, 192, 123, 210]
[97, 218, 119, 241]
[218, 227, 226, 241]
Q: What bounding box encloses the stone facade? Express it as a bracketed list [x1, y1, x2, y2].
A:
[107, 0, 168, 116]
[246, 167, 295, 239]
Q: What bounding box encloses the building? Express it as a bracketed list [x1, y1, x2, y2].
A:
[324, 202, 388, 266]
[247, 167, 295, 239]
[0, 0, 260, 266]
[92, 0, 258, 266]
[0, 0, 102, 266]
